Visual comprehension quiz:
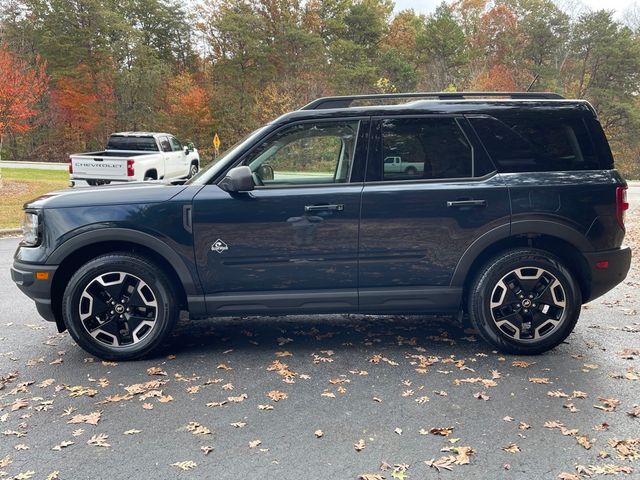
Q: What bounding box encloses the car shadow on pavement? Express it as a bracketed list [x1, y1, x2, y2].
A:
[165, 313, 483, 358]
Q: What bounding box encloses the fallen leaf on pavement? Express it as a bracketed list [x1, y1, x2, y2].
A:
[425, 456, 455, 472]
[354, 439, 366, 451]
[474, 391, 490, 401]
[266, 390, 287, 402]
[87, 433, 110, 448]
[558, 473, 579, 480]
[502, 443, 521, 453]
[576, 435, 593, 449]
[528, 377, 550, 384]
[430, 427, 454, 436]
[594, 397, 620, 412]
[67, 411, 101, 425]
[172, 461, 197, 471]
[52, 440, 74, 451]
[186, 422, 211, 435]
[512, 361, 533, 368]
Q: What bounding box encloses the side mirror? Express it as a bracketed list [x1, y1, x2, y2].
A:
[219, 166, 254, 193]
[184, 146, 190, 155]
[257, 163, 274, 181]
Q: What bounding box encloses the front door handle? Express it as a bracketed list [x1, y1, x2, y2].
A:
[446, 199, 487, 208]
[304, 204, 345, 213]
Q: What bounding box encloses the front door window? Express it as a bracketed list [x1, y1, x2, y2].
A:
[243, 121, 360, 186]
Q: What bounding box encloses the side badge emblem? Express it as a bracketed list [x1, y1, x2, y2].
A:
[211, 239, 229, 254]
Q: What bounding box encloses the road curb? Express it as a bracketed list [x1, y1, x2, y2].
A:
[0, 228, 21, 237]
[0, 160, 67, 170]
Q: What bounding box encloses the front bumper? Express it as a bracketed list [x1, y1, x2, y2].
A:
[583, 246, 632, 302]
[11, 261, 58, 322]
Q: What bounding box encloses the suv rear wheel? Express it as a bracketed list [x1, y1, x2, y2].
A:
[62, 253, 178, 360]
[468, 248, 581, 355]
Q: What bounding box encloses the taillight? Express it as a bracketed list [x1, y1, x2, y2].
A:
[616, 186, 629, 229]
[127, 159, 135, 177]
[68, 158, 73, 174]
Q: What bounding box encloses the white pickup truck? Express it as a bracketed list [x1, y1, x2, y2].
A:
[383, 156, 423, 176]
[69, 132, 200, 186]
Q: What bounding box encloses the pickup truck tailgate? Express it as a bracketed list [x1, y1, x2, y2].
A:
[72, 156, 127, 177]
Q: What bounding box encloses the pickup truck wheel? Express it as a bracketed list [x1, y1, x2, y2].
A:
[188, 163, 199, 178]
[405, 166, 418, 176]
[62, 253, 179, 360]
[468, 248, 581, 355]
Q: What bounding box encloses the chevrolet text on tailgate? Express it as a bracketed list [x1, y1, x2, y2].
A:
[12, 92, 632, 360]
[69, 132, 200, 186]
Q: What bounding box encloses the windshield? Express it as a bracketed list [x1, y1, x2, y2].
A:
[188, 126, 271, 185]
[107, 135, 159, 151]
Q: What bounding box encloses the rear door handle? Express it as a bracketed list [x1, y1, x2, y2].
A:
[304, 204, 344, 213]
[447, 199, 487, 208]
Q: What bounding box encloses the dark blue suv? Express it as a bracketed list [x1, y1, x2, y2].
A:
[11, 92, 631, 360]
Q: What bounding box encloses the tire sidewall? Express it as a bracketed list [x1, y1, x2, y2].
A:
[63, 255, 177, 360]
[470, 250, 581, 354]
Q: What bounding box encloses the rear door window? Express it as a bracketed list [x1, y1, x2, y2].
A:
[469, 116, 600, 172]
[380, 117, 473, 181]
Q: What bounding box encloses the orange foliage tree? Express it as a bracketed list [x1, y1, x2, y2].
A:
[0, 45, 48, 139]
[51, 64, 115, 149]
[161, 73, 213, 151]
[469, 5, 524, 90]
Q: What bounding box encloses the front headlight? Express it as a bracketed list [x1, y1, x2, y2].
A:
[21, 211, 41, 246]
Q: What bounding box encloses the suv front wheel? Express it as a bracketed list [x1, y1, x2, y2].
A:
[62, 253, 179, 360]
[468, 248, 581, 355]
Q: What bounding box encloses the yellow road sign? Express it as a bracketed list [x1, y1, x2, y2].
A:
[213, 133, 220, 150]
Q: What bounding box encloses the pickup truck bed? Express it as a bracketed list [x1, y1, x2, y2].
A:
[69, 132, 200, 184]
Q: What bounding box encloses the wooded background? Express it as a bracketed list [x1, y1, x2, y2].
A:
[1, 0, 639, 177]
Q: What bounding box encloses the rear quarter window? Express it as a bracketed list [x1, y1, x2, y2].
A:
[107, 136, 159, 151]
[469, 115, 607, 172]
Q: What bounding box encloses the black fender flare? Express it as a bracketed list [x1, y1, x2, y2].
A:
[450, 220, 591, 287]
[46, 228, 201, 296]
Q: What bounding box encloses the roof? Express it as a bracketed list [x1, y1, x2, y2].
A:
[272, 98, 596, 126]
[110, 132, 172, 137]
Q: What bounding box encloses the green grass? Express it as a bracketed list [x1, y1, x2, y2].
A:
[1, 167, 68, 182]
[0, 168, 70, 229]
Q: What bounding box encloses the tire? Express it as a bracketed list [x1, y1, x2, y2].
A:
[405, 166, 418, 176]
[62, 253, 179, 360]
[468, 248, 581, 355]
[188, 163, 199, 178]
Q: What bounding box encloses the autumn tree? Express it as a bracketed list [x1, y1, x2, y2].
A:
[51, 64, 115, 151]
[160, 72, 213, 151]
[0, 45, 48, 159]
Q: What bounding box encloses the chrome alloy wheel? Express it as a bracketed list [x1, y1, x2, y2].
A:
[78, 271, 158, 347]
[489, 267, 567, 342]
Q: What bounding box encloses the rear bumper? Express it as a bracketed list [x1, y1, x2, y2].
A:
[10, 261, 58, 322]
[583, 246, 631, 302]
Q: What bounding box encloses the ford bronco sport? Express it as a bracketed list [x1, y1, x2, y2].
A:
[11, 92, 631, 360]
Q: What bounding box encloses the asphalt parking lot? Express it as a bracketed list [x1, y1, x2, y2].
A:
[0, 213, 638, 479]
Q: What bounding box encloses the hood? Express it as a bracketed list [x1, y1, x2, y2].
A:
[25, 181, 188, 209]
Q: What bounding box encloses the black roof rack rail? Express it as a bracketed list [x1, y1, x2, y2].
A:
[300, 91, 565, 110]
